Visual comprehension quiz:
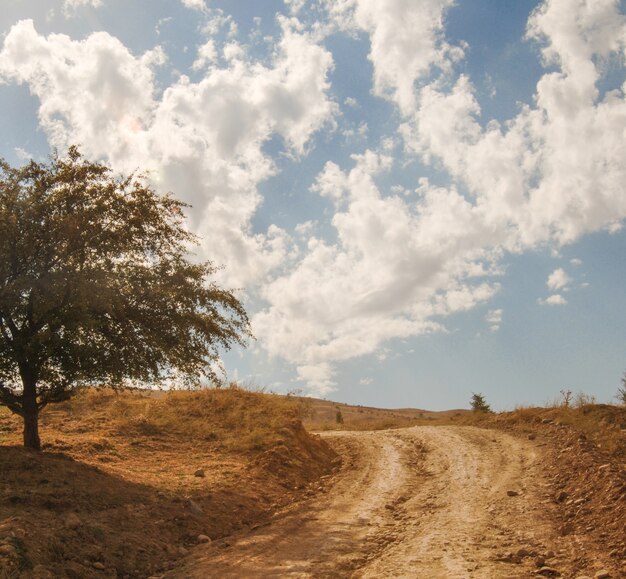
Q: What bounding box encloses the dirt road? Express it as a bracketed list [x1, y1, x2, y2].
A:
[169, 426, 566, 578]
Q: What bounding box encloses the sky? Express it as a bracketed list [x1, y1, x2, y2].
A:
[0, 0, 625, 410]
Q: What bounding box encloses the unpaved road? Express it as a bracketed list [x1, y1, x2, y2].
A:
[169, 426, 566, 578]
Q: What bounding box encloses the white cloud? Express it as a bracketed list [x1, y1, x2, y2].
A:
[402, 0, 626, 250]
[2, 1, 626, 396]
[192, 40, 218, 70]
[486, 309, 503, 332]
[254, 151, 500, 393]
[547, 267, 571, 291]
[64, 0, 102, 11]
[296, 363, 335, 395]
[0, 18, 336, 288]
[285, 0, 307, 15]
[180, 0, 208, 13]
[14, 147, 32, 161]
[570, 258, 582, 267]
[539, 294, 568, 306]
[324, 0, 461, 115]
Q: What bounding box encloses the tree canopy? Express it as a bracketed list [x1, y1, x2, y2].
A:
[0, 147, 251, 449]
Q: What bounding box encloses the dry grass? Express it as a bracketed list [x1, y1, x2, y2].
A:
[0, 386, 335, 578]
[299, 397, 470, 431]
[472, 403, 626, 461]
[46, 385, 305, 453]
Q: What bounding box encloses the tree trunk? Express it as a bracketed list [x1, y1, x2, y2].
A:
[23, 408, 41, 450]
[20, 368, 41, 450]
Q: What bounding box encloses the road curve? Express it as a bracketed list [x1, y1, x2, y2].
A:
[169, 426, 560, 578]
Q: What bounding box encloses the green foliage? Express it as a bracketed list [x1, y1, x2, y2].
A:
[0, 147, 251, 447]
[335, 410, 344, 424]
[470, 392, 492, 413]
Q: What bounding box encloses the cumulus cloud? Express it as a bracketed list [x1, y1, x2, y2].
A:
[324, 0, 461, 115]
[254, 151, 500, 392]
[402, 0, 626, 251]
[539, 294, 568, 306]
[547, 268, 571, 291]
[0, 17, 336, 288]
[259, 0, 626, 392]
[180, 0, 208, 13]
[2, 0, 626, 395]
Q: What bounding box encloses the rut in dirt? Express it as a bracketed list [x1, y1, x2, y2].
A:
[166, 426, 570, 578]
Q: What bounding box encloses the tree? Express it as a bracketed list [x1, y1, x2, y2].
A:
[618, 372, 626, 405]
[470, 392, 492, 413]
[0, 147, 251, 449]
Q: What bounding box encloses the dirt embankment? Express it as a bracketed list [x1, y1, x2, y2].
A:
[0, 388, 337, 578]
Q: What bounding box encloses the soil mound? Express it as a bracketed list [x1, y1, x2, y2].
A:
[0, 387, 336, 578]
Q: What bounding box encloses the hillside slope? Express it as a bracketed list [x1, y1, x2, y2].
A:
[0, 388, 337, 578]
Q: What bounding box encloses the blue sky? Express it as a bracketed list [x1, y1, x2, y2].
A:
[0, 0, 625, 410]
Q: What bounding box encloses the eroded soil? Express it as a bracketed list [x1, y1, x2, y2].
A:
[170, 426, 620, 578]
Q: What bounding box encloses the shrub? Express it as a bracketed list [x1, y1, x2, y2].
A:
[470, 393, 492, 413]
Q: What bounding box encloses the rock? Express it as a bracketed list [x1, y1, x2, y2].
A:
[536, 567, 561, 576]
[594, 571, 611, 579]
[197, 534, 211, 544]
[517, 548, 531, 558]
[178, 546, 189, 556]
[194, 468, 205, 478]
[92, 562, 105, 570]
[528, 433, 537, 440]
[507, 490, 520, 497]
[535, 557, 546, 568]
[187, 499, 204, 516]
[64, 513, 82, 529]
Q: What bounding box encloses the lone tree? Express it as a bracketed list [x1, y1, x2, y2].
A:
[618, 371, 626, 405]
[0, 147, 251, 449]
[470, 392, 492, 413]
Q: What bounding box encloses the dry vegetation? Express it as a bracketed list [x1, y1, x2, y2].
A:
[299, 397, 469, 431]
[0, 387, 337, 578]
[1, 387, 624, 578]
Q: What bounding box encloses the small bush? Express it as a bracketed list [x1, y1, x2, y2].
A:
[470, 393, 492, 413]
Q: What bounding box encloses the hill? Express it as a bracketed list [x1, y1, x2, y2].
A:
[298, 396, 469, 431]
[0, 387, 337, 578]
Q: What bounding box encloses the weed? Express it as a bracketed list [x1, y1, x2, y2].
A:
[559, 389, 573, 407]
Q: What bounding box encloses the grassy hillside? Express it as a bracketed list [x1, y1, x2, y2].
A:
[299, 396, 469, 431]
[0, 387, 337, 578]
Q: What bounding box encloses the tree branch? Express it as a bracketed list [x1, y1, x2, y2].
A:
[0, 382, 24, 416]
